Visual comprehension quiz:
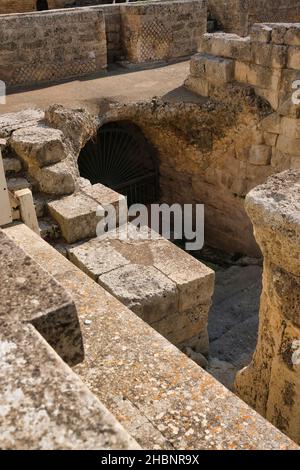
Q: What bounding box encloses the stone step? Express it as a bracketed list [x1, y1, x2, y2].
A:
[68, 223, 215, 355]
[47, 192, 102, 244]
[10, 124, 67, 167]
[47, 182, 127, 244]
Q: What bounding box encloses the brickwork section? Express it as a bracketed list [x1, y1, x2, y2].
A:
[0, 8, 107, 88]
[120, 0, 207, 64]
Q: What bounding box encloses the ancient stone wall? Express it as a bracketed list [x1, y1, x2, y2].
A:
[235, 170, 300, 445]
[180, 25, 300, 253]
[0, 8, 107, 87]
[208, 0, 300, 36]
[208, 0, 249, 36]
[120, 0, 207, 64]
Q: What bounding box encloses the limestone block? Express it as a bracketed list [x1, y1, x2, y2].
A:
[184, 75, 209, 97]
[79, 179, 127, 225]
[260, 113, 281, 134]
[235, 62, 281, 91]
[248, 145, 271, 166]
[285, 26, 300, 46]
[68, 239, 130, 281]
[98, 264, 178, 323]
[200, 33, 251, 62]
[276, 135, 300, 156]
[31, 161, 76, 196]
[0, 322, 138, 450]
[10, 125, 67, 167]
[251, 43, 287, 69]
[0, 230, 82, 365]
[48, 193, 103, 244]
[190, 53, 234, 85]
[287, 46, 300, 70]
[250, 24, 272, 44]
[0, 109, 44, 139]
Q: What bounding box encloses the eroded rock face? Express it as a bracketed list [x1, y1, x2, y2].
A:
[235, 170, 300, 444]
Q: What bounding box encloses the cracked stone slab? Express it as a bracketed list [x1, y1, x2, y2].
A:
[10, 125, 67, 167]
[0, 229, 82, 365]
[0, 321, 139, 450]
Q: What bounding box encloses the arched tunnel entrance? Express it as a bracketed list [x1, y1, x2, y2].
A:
[78, 121, 159, 205]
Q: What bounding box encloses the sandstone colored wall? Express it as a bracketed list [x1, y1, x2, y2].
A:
[120, 0, 207, 64]
[163, 23, 300, 255]
[208, 0, 300, 36]
[235, 170, 300, 445]
[0, 8, 107, 88]
[208, 0, 249, 36]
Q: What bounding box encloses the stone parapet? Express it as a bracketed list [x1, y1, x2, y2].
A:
[235, 170, 300, 444]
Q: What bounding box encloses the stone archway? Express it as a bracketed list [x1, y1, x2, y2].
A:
[78, 121, 159, 205]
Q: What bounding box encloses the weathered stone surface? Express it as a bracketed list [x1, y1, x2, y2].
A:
[10, 125, 67, 167]
[0, 8, 107, 88]
[32, 161, 76, 196]
[0, 321, 139, 450]
[0, 230, 82, 365]
[48, 193, 102, 243]
[0, 109, 44, 138]
[6, 223, 298, 450]
[68, 223, 214, 352]
[99, 263, 178, 321]
[235, 170, 300, 444]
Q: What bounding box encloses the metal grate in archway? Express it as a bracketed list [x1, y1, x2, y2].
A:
[78, 122, 159, 205]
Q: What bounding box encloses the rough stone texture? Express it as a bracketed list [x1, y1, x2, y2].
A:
[5, 223, 298, 450]
[0, 109, 44, 138]
[235, 170, 300, 445]
[208, 0, 300, 36]
[0, 320, 139, 450]
[0, 230, 82, 365]
[0, 1, 67, 14]
[120, 0, 207, 64]
[10, 125, 67, 167]
[68, 223, 215, 354]
[0, 8, 107, 88]
[48, 192, 103, 243]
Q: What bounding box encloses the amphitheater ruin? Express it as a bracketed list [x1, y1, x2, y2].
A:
[0, 0, 300, 451]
